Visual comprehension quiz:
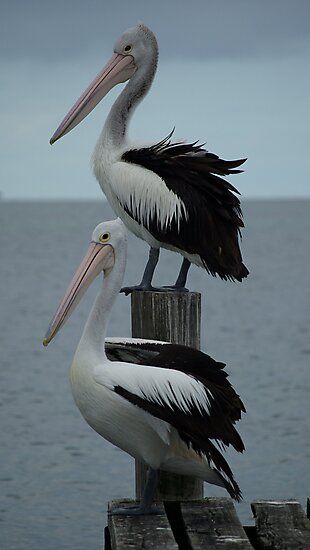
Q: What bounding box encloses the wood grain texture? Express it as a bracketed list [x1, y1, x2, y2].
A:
[131, 291, 201, 348]
[251, 500, 310, 549]
[181, 498, 252, 549]
[131, 290, 203, 501]
[108, 500, 178, 550]
[107, 498, 252, 549]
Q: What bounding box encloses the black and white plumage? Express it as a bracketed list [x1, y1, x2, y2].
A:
[122, 131, 248, 282]
[44, 219, 245, 514]
[50, 24, 249, 291]
[106, 337, 245, 500]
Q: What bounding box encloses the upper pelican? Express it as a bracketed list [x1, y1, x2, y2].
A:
[43, 218, 245, 515]
[50, 24, 249, 293]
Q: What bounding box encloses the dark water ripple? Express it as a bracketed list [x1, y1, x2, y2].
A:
[1, 200, 309, 549]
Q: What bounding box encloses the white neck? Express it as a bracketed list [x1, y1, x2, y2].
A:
[100, 52, 158, 149]
[76, 242, 127, 362]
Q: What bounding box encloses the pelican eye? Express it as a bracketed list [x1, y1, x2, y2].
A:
[124, 44, 132, 53]
[98, 232, 111, 244]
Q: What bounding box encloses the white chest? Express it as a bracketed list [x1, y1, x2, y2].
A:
[69, 355, 169, 467]
[91, 138, 190, 255]
[92, 142, 162, 247]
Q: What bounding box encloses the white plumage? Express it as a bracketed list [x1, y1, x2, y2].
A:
[93, 362, 212, 416]
[50, 24, 248, 291]
[93, 141, 188, 236]
[44, 218, 245, 513]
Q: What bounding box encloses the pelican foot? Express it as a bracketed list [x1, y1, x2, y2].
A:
[120, 285, 174, 295]
[110, 504, 160, 516]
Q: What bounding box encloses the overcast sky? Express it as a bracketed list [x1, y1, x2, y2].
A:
[1, 0, 310, 199]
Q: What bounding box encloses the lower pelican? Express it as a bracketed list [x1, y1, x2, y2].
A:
[43, 218, 245, 515]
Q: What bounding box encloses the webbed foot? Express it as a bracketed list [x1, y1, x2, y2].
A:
[120, 285, 175, 296]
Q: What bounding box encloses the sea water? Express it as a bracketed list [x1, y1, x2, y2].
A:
[1, 200, 309, 549]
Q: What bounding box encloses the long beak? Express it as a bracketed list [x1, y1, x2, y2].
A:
[43, 242, 114, 346]
[50, 53, 135, 144]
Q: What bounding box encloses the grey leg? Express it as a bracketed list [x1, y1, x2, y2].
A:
[140, 248, 160, 287]
[163, 258, 191, 292]
[111, 468, 159, 516]
[174, 258, 191, 289]
[121, 250, 191, 295]
[121, 247, 168, 295]
[139, 468, 159, 512]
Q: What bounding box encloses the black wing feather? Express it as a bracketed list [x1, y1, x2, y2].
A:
[122, 131, 249, 281]
[107, 340, 245, 501]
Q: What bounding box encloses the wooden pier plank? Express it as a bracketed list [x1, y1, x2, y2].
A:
[251, 500, 310, 549]
[181, 498, 252, 549]
[108, 498, 253, 549]
[108, 500, 178, 549]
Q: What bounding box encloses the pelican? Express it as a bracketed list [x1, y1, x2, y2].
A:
[50, 24, 249, 293]
[43, 218, 245, 515]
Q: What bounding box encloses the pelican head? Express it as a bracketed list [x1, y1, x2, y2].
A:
[43, 218, 126, 346]
[50, 23, 158, 144]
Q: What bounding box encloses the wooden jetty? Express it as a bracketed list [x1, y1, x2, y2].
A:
[106, 498, 310, 549]
[104, 291, 310, 549]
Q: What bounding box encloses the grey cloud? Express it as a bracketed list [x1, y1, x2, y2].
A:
[1, 0, 310, 63]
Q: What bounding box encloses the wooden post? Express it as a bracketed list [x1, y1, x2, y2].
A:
[251, 500, 310, 549]
[131, 290, 203, 501]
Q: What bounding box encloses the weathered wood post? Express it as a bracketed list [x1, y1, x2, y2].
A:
[131, 290, 203, 502]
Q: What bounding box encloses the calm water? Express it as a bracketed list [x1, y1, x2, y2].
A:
[1, 200, 310, 549]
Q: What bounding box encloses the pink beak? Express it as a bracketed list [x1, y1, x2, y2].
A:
[43, 242, 114, 346]
[50, 53, 135, 144]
